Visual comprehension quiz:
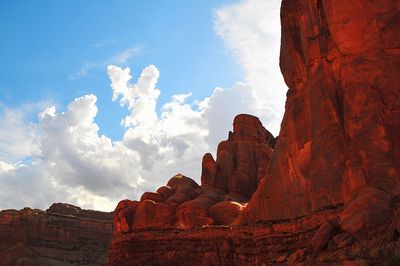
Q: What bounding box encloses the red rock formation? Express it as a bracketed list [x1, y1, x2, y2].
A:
[239, 0, 400, 234]
[202, 114, 275, 198]
[112, 114, 275, 233]
[107, 208, 400, 265]
[106, 223, 315, 266]
[0, 203, 113, 265]
[106, 0, 400, 264]
[107, 206, 400, 265]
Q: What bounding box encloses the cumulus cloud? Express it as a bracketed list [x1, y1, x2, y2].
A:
[108, 65, 160, 127]
[0, 0, 285, 211]
[0, 95, 144, 211]
[214, 0, 287, 135]
[106, 65, 276, 190]
[36, 95, 142, 195]
[108, 65, 208, 190]
[0, 63, 275, 211]
[0, 106, 37, 162]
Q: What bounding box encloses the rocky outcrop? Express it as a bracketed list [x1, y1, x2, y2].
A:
[106, 219, 318, 266]
[0, 203, 113, 265]
[106, 0, 400, 264]
[201, 114, 275, 198]
[113, 114, 275, 233]
[239, 0, 400, 232]
[106, 207, 400, 265]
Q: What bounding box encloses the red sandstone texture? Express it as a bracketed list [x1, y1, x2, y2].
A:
[113, 114, 275, 234]
[106, 0, 400, 265]
[239, 0, 400, 234]
[107, 206, 400, 265]
[0, 203, 113, 265]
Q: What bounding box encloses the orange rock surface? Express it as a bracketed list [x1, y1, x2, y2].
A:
[202, 114, 275, 198]
[0, 203, 113, 265]
[239, 0, 400, 233]
[106, 0, 400, 265]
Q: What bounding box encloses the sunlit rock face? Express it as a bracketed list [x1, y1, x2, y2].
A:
[113, 114, 275, 233]
[239, 0, 400, 226]
[106, 1, 400, 265]
[0, 203, 113, 266]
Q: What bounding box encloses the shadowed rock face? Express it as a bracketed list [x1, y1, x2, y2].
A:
[106, 1, 400, 265]
[239, 0, 400, 232]
[201, 114, 275, 198]
[113, 114, 275, 233]
[0, 203, 113, 266]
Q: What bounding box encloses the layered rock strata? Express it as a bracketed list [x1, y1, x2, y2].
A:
[0, 203, 113, 266]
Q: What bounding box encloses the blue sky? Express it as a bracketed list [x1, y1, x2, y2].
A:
[0, 0, 241, 140]
[0, 0, 286, 211]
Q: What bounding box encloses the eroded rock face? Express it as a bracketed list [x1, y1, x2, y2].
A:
[239, 0, 400, 230]
[340, 187, 392, 238]
[113, 114, 275, 232]
[202, 114, 275, 198]
[106, 0, 400, 264]
[114, 200, 138, 235]
[0, 203, 113, 265]
[107, 209, 395, 266]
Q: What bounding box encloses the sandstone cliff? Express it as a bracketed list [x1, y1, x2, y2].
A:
[0, 203, 113, 266]
[239, 0, 400, 238]
[106, 0, 400, 265]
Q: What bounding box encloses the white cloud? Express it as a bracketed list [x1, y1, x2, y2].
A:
[35, 94, 143, 196]
[0, 94, 146, 211]
[108, 65, 209, 190]
[0, 0, 285, 211]
[201, 83, 277, 150]
[0, 107, 37, 162]
[214, 0, 287, 135]
[107, 65, 275, 190]
[0, 63, 274, 211]
[0, 161, 16, 173]
[108, 65, 160, 127]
